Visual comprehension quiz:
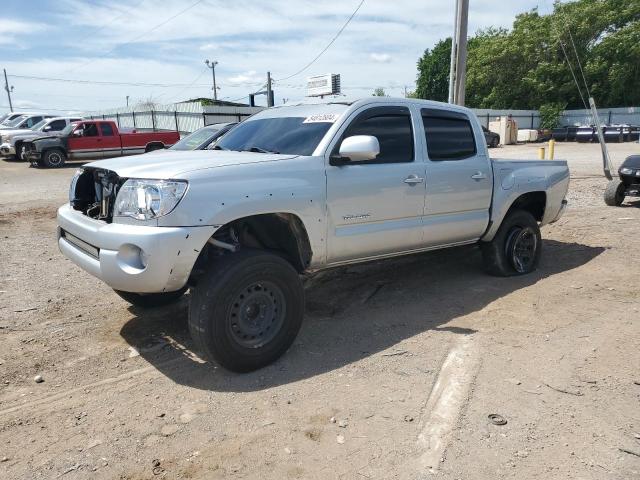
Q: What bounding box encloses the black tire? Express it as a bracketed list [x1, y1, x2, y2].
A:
[603, 179, 625, 207]
[481, 210, 542, 277]
[14, 141, 23, 161]
[491, 137, 499, 148]
[145, 143, 164, 153]
[41, 148, 66, 168]
[189, 250, 304, 373]
[114, 286, 188, 308]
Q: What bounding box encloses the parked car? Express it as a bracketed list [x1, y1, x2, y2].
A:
[0, 116, 83, 159]
[57, 97, 569, 372]
[0, 111, 46, 126]
[604, 155, 640, 206]
[0, 113, 53, 131]
[169, 122, 237, 151]
[23, 120, 180, 168]
[482, 125, 500, 147]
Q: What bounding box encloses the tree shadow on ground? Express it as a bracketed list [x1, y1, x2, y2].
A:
[119, 240, 605, 392]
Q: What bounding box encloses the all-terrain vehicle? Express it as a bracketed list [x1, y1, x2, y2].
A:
[604, 155, 640, 206]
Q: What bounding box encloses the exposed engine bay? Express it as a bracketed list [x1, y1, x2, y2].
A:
[70, 168, 123, 222]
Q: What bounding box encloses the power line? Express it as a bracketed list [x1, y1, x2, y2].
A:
[274, 0, 365, 81]
[75, 0, 146, 44]
[7, 73, 262, 89]
[168, 68, 210, 102]
[68, 0, 206, 73]
[560, 13, 592, 100]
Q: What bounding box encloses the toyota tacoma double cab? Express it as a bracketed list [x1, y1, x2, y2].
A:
[24, 120, 179, 168]
[57, 98, 569, 372]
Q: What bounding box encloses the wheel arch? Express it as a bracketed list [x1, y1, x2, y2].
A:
[145, 141, 165, 152]
[482, 191, 546, 242]
[189, 212, 313, 284]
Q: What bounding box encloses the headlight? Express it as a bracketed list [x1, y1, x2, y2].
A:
[114, 179, 188, 220]
[69, 169, 83, 202]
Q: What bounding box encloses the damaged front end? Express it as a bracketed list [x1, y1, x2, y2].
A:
[70, 168, 123, 223]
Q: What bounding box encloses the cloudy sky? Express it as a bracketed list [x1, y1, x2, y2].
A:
[1, 0, 555, 114]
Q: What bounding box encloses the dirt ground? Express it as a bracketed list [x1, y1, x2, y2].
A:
[0, 142, 639, 480]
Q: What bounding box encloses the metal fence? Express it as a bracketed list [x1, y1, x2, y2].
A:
[472, 109, 540, 129]
[560, 106, 640, 127]
[85, 101, 263, 135]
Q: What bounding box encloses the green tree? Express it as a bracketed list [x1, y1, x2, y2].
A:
[415, 0, 640, 109]
[372, 87, 388, 97]
[415, 38, 451, 101]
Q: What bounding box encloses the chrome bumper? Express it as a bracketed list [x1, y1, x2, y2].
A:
[0, 143, 15, 155]
[57, 204, 216, 293]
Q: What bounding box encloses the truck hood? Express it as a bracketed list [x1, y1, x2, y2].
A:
[85, 150, 299, 179]
[1, 128, 35, 138]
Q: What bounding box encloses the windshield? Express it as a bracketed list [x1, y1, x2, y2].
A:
[170, 126, 220, 151]
[0, 114, 22, 125]
[5, 115, 27, 127]
[60, 123, 79, 136]
[31, 119, 48, 130]
[216, 117, 332, 155]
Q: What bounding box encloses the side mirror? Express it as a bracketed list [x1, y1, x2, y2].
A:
[336, 135, 380, 163]
[43, 126, 51, 132]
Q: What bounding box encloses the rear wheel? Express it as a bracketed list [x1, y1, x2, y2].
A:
[189, 250, 304, 372]
[41, 148, 66, 168]
[603, 179, 625, 206]
[481, 210, 542, 276]
[114, 286, 188, 308]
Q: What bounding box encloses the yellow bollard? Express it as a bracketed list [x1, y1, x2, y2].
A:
[538, 147, 545, 160]
[548, 139, 555, 160]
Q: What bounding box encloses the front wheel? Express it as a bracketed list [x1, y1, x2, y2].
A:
[114, 286, 188, 308]
[481, 210, 542, 276]
[40, 148, 66, 168]
[189, 250, 304, 373]
[603, 179, 625, 207]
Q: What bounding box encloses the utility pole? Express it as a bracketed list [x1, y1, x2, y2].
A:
[204, 59, 219, 102]
[126, 95, 129, 107]
[447, 0, 459, 104]
[266, 71, 273, 107]
[449, 0, 469, 106]
[3, 69, 14, 112]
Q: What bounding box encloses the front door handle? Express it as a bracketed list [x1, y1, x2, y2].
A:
[404, 174, 424, 185]
[471, 171, 487, 180]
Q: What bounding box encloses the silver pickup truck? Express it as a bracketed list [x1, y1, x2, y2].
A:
[57, 97, 569, 372]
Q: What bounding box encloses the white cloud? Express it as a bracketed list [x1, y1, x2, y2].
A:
[370, 53, 392, 63]
[2, 1, 559, 111]
[199, 43, 218, 51]
[0, 19, 47, 45]
[226, 70, 263, 86]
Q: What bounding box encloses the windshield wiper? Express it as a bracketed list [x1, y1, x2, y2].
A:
[211, 145, 227, 150]
[243, 146, 280, 154]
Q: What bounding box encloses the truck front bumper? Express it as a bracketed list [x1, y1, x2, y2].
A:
[57, 204, 216, 293]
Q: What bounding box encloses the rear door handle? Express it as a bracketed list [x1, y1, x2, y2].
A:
[404, 174, 424, 185]
[471, 171, 487, 180]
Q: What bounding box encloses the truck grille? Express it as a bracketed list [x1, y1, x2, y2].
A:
[70, 168, 122, 223]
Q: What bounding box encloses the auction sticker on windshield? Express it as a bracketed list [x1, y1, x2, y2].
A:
[303, 113, 339, 123]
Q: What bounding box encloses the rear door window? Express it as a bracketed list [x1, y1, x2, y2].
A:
[421, 109, 476, 161]
[100, 123, 115, 136]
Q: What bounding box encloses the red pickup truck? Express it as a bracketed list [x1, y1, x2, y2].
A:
[23, 120, 180, 168]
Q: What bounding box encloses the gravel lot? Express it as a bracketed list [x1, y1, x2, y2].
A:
[0, 142, 639, 479]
